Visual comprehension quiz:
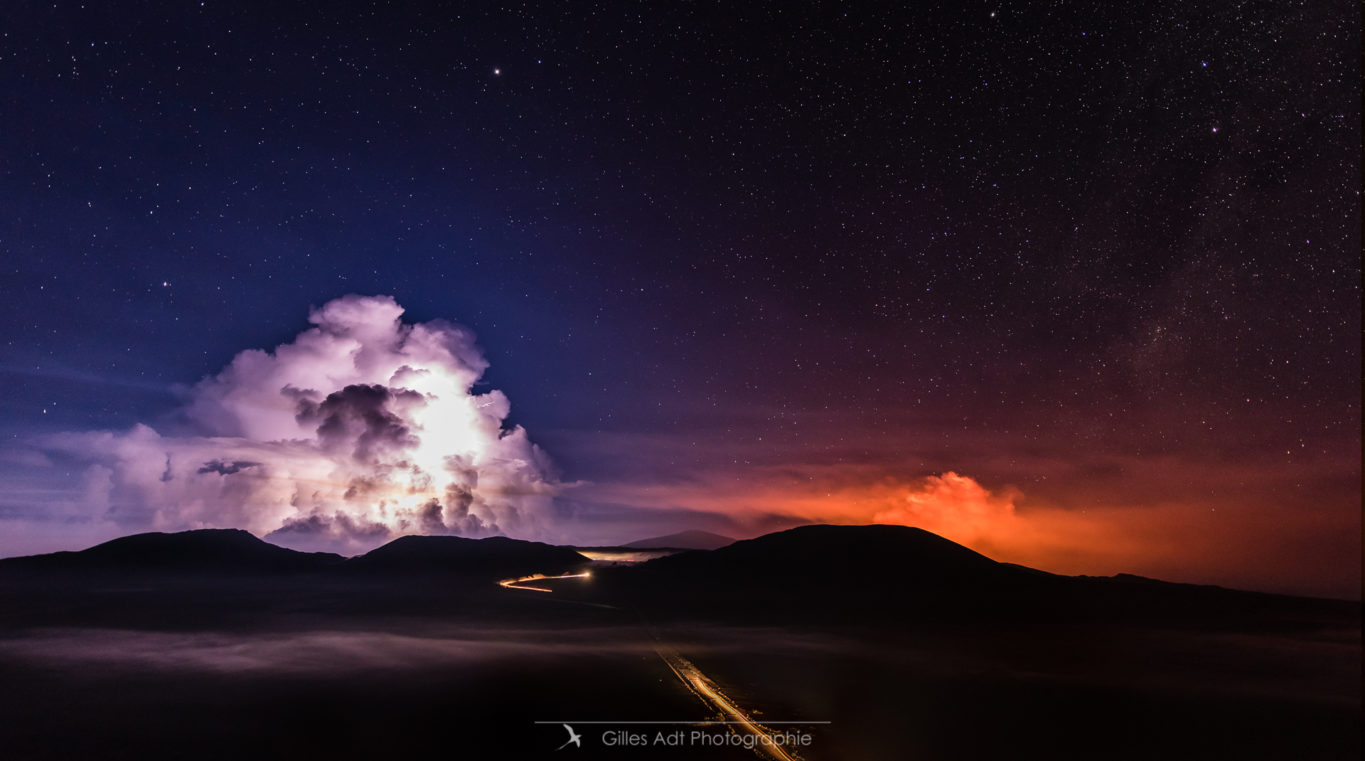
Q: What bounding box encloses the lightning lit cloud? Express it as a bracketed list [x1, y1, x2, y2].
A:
[37, 295, 560, 553]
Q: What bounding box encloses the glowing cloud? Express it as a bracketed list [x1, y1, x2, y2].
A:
[870, 471, 1021, 548]
[41, 295, 560, 552]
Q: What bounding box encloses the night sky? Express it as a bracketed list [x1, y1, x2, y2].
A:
[1, 2, 1359, 596]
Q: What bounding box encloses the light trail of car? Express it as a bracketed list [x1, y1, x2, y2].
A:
[498, 571, 590, 592]
[653, 644, 799, 761]
[495, 570, 802, 760]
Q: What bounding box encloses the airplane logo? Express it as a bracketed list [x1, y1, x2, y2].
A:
[556, 724, 582, 751]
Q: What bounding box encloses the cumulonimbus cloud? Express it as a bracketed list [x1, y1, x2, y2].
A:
[39, 295, 560, 552]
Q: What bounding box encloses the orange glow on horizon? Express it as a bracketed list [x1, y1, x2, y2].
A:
[585, 461, 1360, 598]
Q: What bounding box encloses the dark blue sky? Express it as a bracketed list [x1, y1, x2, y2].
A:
[1, 1, 1359, 594]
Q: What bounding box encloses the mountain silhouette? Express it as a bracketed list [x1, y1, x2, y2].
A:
[585, 524, 1355, 628]
[1, 524, 1351, 630]
[0, 529, 343, 575]
[585, 524, 1017, 619]
[637, 523, 1002, 580]
[621, 529, 736, 550]
[343, 535, 589, 579]
[0, 523, 1353, 761]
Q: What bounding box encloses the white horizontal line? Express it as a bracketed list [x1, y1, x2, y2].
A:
[533, 721, 830, 725]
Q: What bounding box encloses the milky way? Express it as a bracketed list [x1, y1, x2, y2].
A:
[0, 1, 1356, 594]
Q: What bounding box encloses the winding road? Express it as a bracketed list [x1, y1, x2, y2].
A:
[497, 571, 591, 592]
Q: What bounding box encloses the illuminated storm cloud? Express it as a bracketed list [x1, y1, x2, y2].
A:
[44, 295, 559, 552]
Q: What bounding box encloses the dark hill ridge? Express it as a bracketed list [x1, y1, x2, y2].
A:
[584, 524, 1357, 629]
[645, 523, 1002, 577]
[344, 535, 589, 579]
[0, 529, 344, 575]
[600, 524, 1022, 614]
[0, 530, 589, 581]
[1, 524, 1353, 631]
[622, 529, 735, 550]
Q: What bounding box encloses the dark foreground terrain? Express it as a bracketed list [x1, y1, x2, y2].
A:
[0, 526, 1357, 760]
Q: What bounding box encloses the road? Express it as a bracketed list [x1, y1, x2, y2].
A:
[652, 642, 800, 761]
[497, 570, 805, 761]
[497, 571, 590, 593]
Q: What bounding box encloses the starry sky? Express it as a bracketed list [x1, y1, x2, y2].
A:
[1, 1, 1359, 596]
